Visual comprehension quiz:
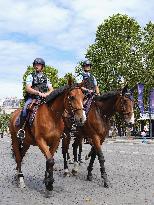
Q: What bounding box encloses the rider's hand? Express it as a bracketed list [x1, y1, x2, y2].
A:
[38, 92, 46, 98]
[88, 89, 94, 94]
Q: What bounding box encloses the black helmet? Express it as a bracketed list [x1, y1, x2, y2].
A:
[33, 58, 45, 66]
[82, 60, 92, 67]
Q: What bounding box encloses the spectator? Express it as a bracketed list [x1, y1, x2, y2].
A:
[141, 130, 147, 143]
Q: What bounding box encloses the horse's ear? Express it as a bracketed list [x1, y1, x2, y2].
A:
[122, 84, 128, 96]
[67, 76, 74, 86]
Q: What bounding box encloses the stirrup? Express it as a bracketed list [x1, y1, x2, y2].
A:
[71, 124, 76, 131]
[17, 129, 25, 139]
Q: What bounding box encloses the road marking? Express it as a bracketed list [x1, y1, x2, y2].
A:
[119, 151, 126, 153]
[132, 151, 139, 154]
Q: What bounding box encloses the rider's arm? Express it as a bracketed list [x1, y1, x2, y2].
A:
[94, 77, 100, 95]
[26, 85, 40, 95]
[95, 85, 100, 95]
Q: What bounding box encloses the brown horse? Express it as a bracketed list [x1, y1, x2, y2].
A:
[9, 83, 86, 191]
[62, 86, 134, 187]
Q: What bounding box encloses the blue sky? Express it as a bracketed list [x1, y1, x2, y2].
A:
[0, 0, 154, 98]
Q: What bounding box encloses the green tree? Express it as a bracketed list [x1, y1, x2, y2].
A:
[142, 21, 154, 107]
[0, 113, 10, 136]
[86, 14, 143, 93]
[58, 73, 75, 87]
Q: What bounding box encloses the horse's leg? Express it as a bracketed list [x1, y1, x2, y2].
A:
[87, 146, 96, 181]
[85, 146, 93, 160]
[91, 135, 109, 188]
[20, 142, 30, 159]
[11, 136, 27, 188]
[94, 137, 109, 188]
[62, 133, 71, 176]
[72, 136, 80, 175]
[78, 139, 83, 164]
[97, 147, 109, 188]
[36, 138, 54, 191]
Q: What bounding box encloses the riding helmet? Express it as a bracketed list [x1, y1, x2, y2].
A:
[33, 58, 45, 66]
[82, 60, 92, 67]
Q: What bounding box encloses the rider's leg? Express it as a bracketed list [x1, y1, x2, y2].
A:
[19, 98, 32, 128]
[17, 98, 32, 139]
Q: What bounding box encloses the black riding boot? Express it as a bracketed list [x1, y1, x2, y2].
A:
[17, 112, 26, 139]
[19, 113, 26, 128]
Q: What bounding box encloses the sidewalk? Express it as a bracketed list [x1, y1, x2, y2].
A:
[105, 137, 154, 144]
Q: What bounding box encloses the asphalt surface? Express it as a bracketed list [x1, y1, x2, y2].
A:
[0, 135, 154, 205]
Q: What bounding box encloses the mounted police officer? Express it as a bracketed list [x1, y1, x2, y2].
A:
[17, 58, 53, 132]
[77, 60, 100, 95]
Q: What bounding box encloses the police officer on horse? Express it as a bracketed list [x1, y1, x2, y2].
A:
[17, 58, 53, 135]
[77, 60, 100, 96]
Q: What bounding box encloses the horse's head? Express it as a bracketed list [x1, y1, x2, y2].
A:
[64, 83, 86, 126]
[115, 86, 135, 125]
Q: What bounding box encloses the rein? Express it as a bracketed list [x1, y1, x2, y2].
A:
[63, 87, 84, 120]
[49, 86, 84, 119]
[119, 93, 133, 115]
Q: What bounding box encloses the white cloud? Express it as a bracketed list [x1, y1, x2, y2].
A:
[0, 40, 42, 77]
[0, 0, 153, 53]
[0, 0, 70, 34]
[0, 81, 22, 99]
[52, 60, 77, 77]
[0, 0, 154, 98]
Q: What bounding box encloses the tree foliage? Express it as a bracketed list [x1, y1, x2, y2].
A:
[0, 113, 10, 135]
[86, 14, 144, 93]
[142, 21, 154, 104]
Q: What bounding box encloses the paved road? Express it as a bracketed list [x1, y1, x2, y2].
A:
[0, 136, 154, 205]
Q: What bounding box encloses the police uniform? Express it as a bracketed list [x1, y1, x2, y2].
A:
[22, 72, 52, 117]
[76, 71, 98, 92]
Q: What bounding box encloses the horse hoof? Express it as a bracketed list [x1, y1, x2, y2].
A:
[17, 174, 26, 189]
[79, 159, 84, 164]
[19, 181, 26, 189]
[85, 155, 90, 160]
[72, 169, 78, 176]
[64, 172, 70, 177]
[68, 159, 74, 164]
[46, 183, 53, 191]
[18, 178, 26, 189]
[64, 169, 70, 177]
[87, 175, 93, 181]
[45, 190, 52, 198]
[104, 182, 109, 188]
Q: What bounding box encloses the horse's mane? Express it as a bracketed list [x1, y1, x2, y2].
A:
[95, 91, 120, 101]
[46, 85, 69, 104]
[46, 83, 79, 104]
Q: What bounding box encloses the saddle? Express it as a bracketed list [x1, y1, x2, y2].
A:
[27, 98, 45, 126]
[83, 94, 95, 115]
[27, 99, 39, 111]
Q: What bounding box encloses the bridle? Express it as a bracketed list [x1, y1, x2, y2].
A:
[119, 92, 134, 116]
[63, 87, 84, 119]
